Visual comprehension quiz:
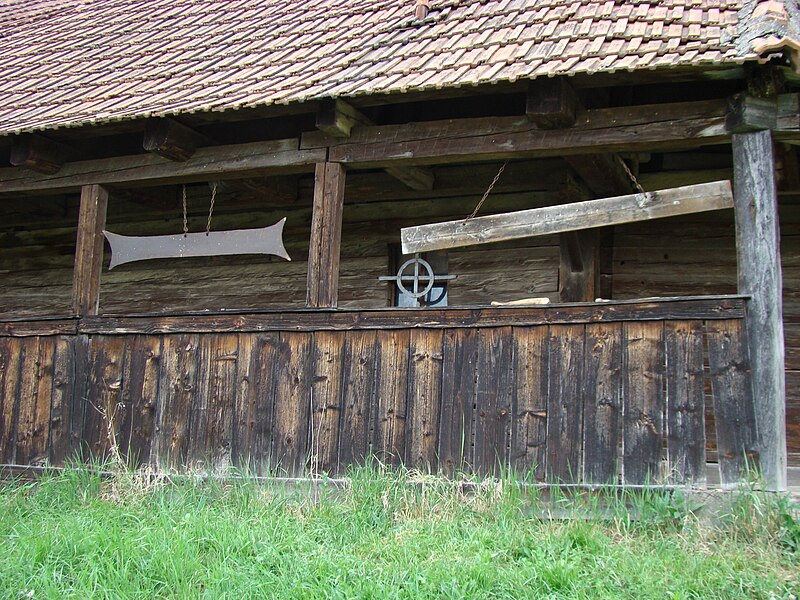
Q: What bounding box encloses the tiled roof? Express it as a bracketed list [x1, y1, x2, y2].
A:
[0, 0, 794, 136]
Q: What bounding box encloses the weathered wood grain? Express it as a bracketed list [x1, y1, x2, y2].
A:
[733, 130, 786, 491]
[187, 335, 213, 467]
[84, 336, 126, 460]
[205, 334, 239, 470]
[151, 335, 198, 468]
[707, 319, 758, 488]
[511, 326, 548, 479]
[474, 327, 513, 475]
[30, 336, 56, 464]
[13, 337, 40, 465]
[583, 323, 622, 485]
[307, 162, 346, 308]
[72, 185, 108, 316]
[48, 336, 76, 465]
[546, 324, 585, 482]
[406, 329, 444, 470]
[0, 139, 324, 194]
[0, 338, 23, 463]
[309, 331, 344, 474]
[401, 181, 733, 254]
[438, 328, 478, 475]
[271, 332, 313, 475]
[372, 329, 410, 467]
[622, 322, 665, 485]
[78, 296, 748, 334]
[664, 321, 706, 485]
[122, 335, 162, 465]
[249, 333, 281, 474]
[338, 330, 378, 470]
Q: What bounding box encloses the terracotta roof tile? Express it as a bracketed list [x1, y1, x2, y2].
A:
[0, 0, 792, 136]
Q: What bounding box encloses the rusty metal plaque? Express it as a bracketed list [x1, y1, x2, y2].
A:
[103, 218, 290, 269]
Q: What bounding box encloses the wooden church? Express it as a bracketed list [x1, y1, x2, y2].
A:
[0, 0, 798, 490]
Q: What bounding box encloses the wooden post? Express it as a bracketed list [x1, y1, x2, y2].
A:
[72, 184, 109, 316]
[733, 130, 787, 490]
[559, 230, 599, 302]
[307, 162, 346, 307]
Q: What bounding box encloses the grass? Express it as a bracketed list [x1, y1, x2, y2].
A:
[0, 464, 798, 599]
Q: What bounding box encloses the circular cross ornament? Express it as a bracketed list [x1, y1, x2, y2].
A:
[395, 255, 436, 299]
[378, 254, 457, 303]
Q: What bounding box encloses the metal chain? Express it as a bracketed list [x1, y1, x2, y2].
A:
[206, 182, 217, 235]
[620, 157, 645, 193]
[466, 161, 508, 220]
[182, 184, 188, 237]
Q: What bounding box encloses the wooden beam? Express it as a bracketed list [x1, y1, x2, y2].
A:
[10, 134, 71, 174]
[307, 162, 346, 308]
[0, 139, 325, 195]
[527, 78, 579, 129]
[401, 181, 733, 254]
[732, 131, 787, 491]
[315, 98, 435, 191]
[143, 117, 210, 161]
[300, 94, 800, 168]
[726, 93, 778, 133]
[72, 184, 109, 316]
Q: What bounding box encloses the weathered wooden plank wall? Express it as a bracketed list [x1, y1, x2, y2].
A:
[0, 301, 756, 486]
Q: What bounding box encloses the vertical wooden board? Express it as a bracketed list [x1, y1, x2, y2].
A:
[152, 335, 198, 469]
[309, 330, 344, 475]
[546, 324, 585, 483]
[249, 333, 280, 475]
[116, 337, 136, 459]
[338, 330, 378, 470]
[474, 327, 513, 476]
[372, 329, 410, 468]
[123, 335, 162, 466]
[0, 338, 24, 464]
[70, 335, 90, 461]
[13, 337, 40, 465]
[707, 319, 758, 487]
[664, 321, 707, 485]
[622, 321, 665, 485]
[232, 333, 255, 469]
[49, 336, 76, 466]
[84, 336, 127, 461]
[405, 329, 444, 471]
[511, 326, 548, 480]
[187, 335, 214, 468]
[583, 322, 622, 485]
[30, 336, 56, 464]
[205, 334, 239, 471]
[438, 328, 478, 475]
[271, 332, 313, 476]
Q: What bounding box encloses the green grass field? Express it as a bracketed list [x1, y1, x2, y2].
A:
[0, 465, 797, 599]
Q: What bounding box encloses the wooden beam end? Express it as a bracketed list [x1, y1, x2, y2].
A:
[10, 134, 69, 174]
[726, 93, 778, 134]
[526, 78, 579, 129]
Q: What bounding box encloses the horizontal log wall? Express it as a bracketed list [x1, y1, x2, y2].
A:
[0, 299, 756, 486]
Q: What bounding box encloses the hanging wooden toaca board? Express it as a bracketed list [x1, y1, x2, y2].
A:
[103, 218, 291, 269]
[400, 181, 733, 254]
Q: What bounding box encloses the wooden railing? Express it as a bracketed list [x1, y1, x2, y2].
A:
[0, 296, 757, 486]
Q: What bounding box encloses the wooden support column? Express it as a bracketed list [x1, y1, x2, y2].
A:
[72, 184, 109, 316]
[732, 129, 787, 491]
[307, 162, 346, 308]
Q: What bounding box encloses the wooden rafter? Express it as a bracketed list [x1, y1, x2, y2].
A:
[143, 117, 211, 162]
[10, 134, 72, 174]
